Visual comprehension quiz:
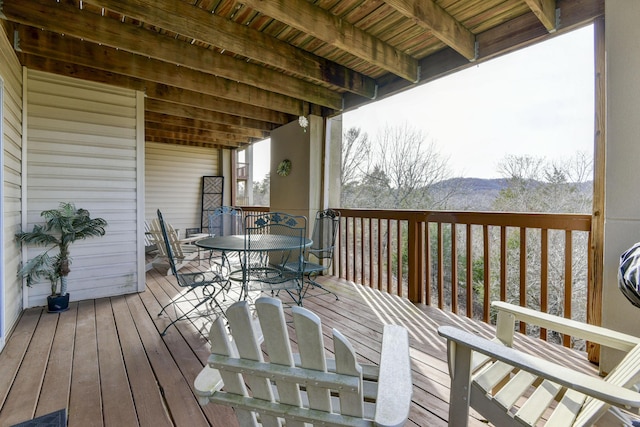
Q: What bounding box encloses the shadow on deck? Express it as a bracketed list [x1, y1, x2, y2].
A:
[0, 262, 604, 427]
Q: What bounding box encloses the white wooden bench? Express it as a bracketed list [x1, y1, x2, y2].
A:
[195, 296, 413, 427]
[438, 301, 640, 426]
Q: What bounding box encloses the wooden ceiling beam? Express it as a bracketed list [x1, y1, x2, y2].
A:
[1, 0, 349, 104]
[86, 0, 376, 99]
[13, 25, 339, 114]
[523, 0, 558, 32]
[146, 136, 236, 150]
[145, 121, 256, 143]
[20, 53, 290, 125]
[144, 83, 291, 126]
[145, 113, 267, 140]
[145, 99, 276, 132]
[239, 0, 418, 82]
[19, 52, 148, 91]
[383, 0, 476, 60]
[145, 128, 245, 147]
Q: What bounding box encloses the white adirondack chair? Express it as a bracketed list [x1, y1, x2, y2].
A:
[148, 217, 201, 275]
[438, 301, 640, 426]
[194, 297, 413, 427]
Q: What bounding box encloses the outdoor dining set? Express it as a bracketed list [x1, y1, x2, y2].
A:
[151, 206, 341, 336]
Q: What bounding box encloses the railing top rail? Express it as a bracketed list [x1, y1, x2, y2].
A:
[334, 208, 591, 231]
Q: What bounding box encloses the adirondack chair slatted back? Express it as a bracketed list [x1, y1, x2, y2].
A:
[195, 296, 412, 427]
[149, 217, 189, 260]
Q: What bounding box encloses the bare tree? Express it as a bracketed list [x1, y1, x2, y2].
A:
[552, 150, 593, 183]
[374, 123, 452, 209]
[341, 127, 371, 187]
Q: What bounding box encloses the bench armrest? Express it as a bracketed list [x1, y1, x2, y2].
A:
[374, 324, 413, 427]
[492, 301, 640, 351]
[438, 325, 640, 409]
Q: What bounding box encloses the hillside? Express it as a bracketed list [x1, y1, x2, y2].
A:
[432, 178, 509, 210]
[432, 178, 593, 211]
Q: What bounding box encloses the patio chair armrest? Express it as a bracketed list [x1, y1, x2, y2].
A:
[438, 325, 640, 409]
[492, 301, 640, 351]
[193, 365, 224, 406]
[374, 324, 413, 427]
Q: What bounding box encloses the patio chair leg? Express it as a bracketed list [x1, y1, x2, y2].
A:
[301, 273, 339, 301]
[159, 284, 225, 336]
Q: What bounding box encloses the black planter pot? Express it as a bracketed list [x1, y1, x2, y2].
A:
[47, 293, 70, 313]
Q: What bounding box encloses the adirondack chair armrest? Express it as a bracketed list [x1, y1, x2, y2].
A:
[438, 325, 640, 409]
[374, 324, 413, 427]
[194, 365, 224, 406]
[492, 301, 640, 352]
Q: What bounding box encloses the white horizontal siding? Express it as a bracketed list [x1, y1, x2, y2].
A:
[24, 69, 142, 307]
[1, 29, 24, 346]
[145, 142, 219, 234]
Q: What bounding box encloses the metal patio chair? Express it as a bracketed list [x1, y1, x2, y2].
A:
[206, 206, 243, 271]
[240, 212, 307, 305]
[194, 296, 413, 427]
[284, 208, 340, 302]
[156, 209, 228, 336]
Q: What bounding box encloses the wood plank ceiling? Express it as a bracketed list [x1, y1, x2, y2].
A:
[0, 0, 603, 150]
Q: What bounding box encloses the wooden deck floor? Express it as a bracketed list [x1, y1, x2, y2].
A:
[0, 262, 608, 427]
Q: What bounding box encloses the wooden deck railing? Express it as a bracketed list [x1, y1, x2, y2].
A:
[239, 206, 594, 349]
[333, 209, 593, 348]
[240, 205, 270, 218]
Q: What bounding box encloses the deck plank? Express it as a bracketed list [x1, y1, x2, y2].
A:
[0, 309, 41, 411]
[0, 309, 55, 426]
[110, 295, 173, 427]
[68, 300, 102, 427]
[95, 298, 139, 426]
[142, 270, 239, 427]
[35, 303, 77, 418]
[124, 293, 210, 427]
[0, 261, 610, 427]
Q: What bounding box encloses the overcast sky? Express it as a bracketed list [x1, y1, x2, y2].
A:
[253, 24, 594, 180]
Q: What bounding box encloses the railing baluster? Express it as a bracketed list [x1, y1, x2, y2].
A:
[369, 218, 374, 288]
[519, 227, 527, 334]
[500, 226, 506, 302]
[386, 218, 392, 294]
[425, 221, 431, 305]
[466, 224, 472, 318]
[483, 225, 490, 323]
[564, 230, 573, 347]
[541, 228, 548, 341]
[360, 216, 365, 286]
[376, 218, 382, 291]
[437, 222, 444, 309]
[451, 223, 458, 313]
[396, 219, 402, 296]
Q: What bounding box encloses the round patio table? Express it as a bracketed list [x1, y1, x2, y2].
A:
[195, 234, 311, 252]
[196, 235, 312, 300]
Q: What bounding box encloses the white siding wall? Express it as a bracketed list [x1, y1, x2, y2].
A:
[145, 142, 219, 233]
[1, 29, 24, 343]
[24, 70, 143, 307]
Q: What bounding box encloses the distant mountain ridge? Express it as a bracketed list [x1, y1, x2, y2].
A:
[432, 177, 592, 211]
[434, 177, 509, 192]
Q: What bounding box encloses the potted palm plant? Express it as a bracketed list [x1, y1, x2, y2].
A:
[16, 202, 108, 312]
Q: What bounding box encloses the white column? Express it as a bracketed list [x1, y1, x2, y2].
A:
[601, 0, 640, 372]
